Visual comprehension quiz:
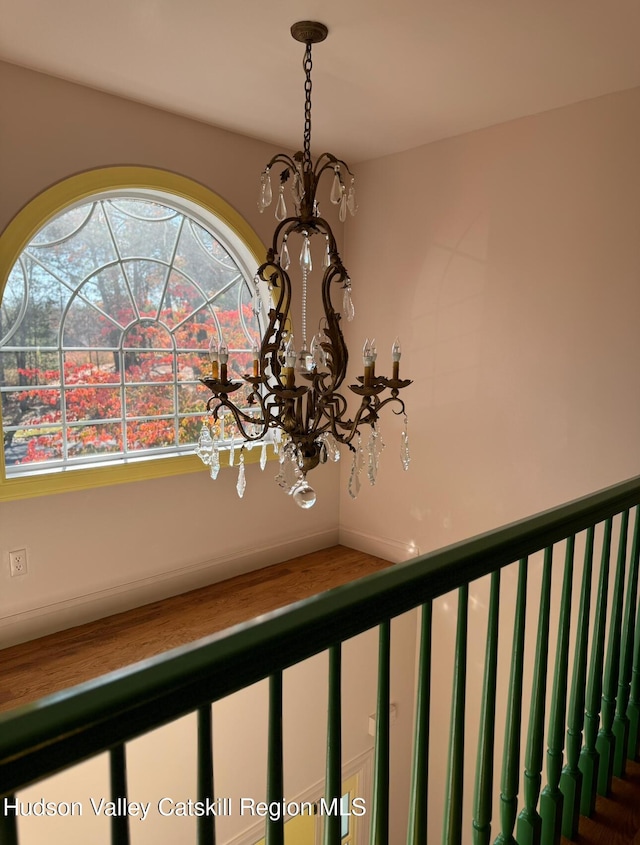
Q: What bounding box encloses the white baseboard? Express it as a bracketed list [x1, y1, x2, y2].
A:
[338, 527, 419, 564]
[0, 528, 339, 647]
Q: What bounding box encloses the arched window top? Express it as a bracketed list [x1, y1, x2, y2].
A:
[0, 168, 265, 500]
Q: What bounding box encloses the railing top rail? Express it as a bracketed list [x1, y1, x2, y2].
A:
[3, 473, 640, 795]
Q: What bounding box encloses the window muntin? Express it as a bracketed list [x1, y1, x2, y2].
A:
[1, 192, 260, 476]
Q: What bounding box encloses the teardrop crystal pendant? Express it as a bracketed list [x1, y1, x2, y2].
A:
[347, 178, 358, 216]
[258, 170, 273, 212]
[291, 170, 305, 205]
[280, 238, 291, 271]
[300, 235, 312, 272]
[236, 450, 246, 498]
[339, 191, 347, 223]
[330, 167, 342, 204]
[323, 432, 341, 462]
[275, 185, 287, 221]
[209, 440, 220, 480]
[342, 285, 355, 322]
[401, 414, 411, 471]
[323, 239, 331, 269]
[260, 441, 268, 471]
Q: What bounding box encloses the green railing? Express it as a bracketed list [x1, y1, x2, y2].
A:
[2, 474, 640, 845]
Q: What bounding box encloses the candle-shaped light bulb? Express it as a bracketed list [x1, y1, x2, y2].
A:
[252, 343, 260, 377]
[363, 338, 374, 386]
[209, 338, 219, 379]
[392, 337, 401, 379]
[219, 343, 229, 381]
[370, 338, 377, 377]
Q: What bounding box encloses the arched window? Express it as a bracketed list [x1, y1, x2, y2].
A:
[0, 168, 264, 500]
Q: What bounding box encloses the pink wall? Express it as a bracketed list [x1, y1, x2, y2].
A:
[339, 86, 640, 557]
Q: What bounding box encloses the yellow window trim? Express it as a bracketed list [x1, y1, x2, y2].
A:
[0, 166, 267, 502]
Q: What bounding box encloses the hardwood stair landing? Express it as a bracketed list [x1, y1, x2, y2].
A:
[0, 545, 391, 713]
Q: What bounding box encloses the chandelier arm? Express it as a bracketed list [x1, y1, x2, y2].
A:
[264, 153, 299, 174]
[211, 396, 271, 442]
[313, 155, 356, 182]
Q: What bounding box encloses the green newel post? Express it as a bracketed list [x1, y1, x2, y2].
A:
[495, 559, 528, 845]
[407, 603, 432, 845]
[540, 537, 575, 845]
[579, 518, 612, 815]
[517, 547, 553, 845]
[559, 527, 594, 839]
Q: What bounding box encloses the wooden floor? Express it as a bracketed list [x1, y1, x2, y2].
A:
[0, 545, 391, 713]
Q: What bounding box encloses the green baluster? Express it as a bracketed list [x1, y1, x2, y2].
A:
[407, 602, 432, 845]
[613, 507, 640, 775]
[0, 795, 18, 845]
[517, 547, 553, 845]
[370, 621, 391, 845]
[495, 559, 528, 845]
[627, 528, 640, 760]
[266, 673, 284, 845]
[472, 571, 500, 845]
[560, 527, 594, 839]
[540, 537, 575, 845]
[109, 744, 130, 845]
[596, 510, 629, 795]
[579, 517, 612, 815]
[197, 704, 215, 845]
[442, 585, 468, 845]
[324, 644, 342, 845]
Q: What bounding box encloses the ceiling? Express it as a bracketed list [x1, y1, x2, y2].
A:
[2, 0, 640, 163]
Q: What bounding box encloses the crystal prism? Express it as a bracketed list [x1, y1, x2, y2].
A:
[367, 423, 385, 486]
[236, 450, 246, 498]
[209, 440, 220, 480]
[260, 442, 268, 471]
[347, 179, 358, 216]
[330, 168, 342, 204]
[300, 235, 312, 272]
[195, 422, 214, 465]
[229, 438, 235, 467]
[275, 186, 287, 221]
[348, 436, 363, 500]
[401, 415, 411, 471]
[280, 239, 291, 271]
[342, 286, 355, 321]
[321, 432, 340, 462]
[263, 171, 273, 206]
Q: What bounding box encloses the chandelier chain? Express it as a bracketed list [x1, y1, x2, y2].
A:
[303, 41, 313, 171]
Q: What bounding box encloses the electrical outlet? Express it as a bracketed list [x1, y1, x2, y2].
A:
[9, 549, 28, 577]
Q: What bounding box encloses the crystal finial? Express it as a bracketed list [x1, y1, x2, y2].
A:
[275, 185, 287, 221]
[293, 481, 316, 509]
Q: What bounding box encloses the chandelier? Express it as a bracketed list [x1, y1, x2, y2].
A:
[197, 21, 411, 508]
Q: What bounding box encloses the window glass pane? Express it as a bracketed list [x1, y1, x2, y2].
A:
[1, 191, 259, 478]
